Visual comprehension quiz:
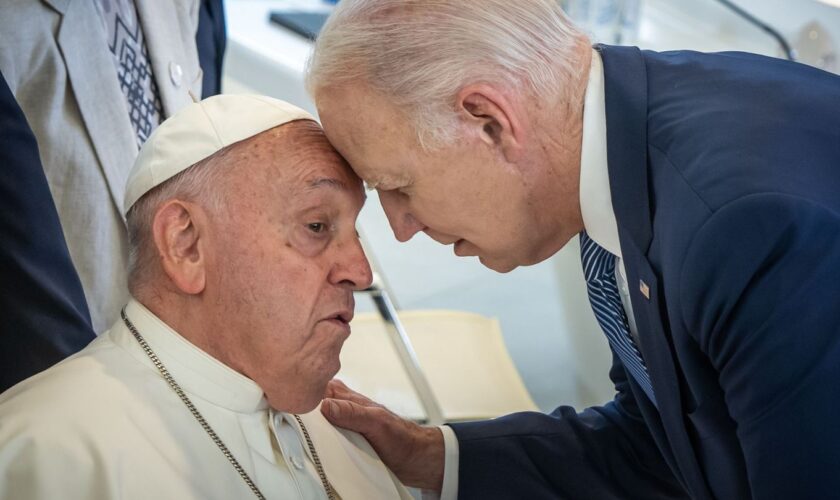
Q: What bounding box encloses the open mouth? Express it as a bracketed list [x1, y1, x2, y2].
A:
[325, 310, 353, 326]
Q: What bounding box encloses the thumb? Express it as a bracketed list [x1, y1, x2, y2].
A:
[321, 398, 380, 435]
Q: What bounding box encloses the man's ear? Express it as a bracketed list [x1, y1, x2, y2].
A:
[456, 84, 524, 162]
[151, 200, 208, 295]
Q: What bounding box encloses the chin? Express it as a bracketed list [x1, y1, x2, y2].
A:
[479, 256, 519, 274]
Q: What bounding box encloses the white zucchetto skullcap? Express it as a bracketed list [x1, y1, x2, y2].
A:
[123, 94, 315, 215]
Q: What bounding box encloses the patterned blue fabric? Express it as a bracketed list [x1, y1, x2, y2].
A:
[580, 231, 657, 406]
[94, 0, 163, 148]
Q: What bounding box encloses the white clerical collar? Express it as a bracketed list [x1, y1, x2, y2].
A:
[114, 298, 268, 413]
[579, 49, 622, 259]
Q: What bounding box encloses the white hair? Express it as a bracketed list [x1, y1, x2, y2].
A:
[125, 146, 232, 294]
[306, 0, 588, 148]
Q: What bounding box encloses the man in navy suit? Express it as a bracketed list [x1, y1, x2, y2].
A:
[0, 71, 95, 392]
[305, 0, 840, 498]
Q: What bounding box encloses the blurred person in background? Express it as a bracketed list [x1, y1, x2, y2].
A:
[0, 70, 94, 393]
[0, 0, 226, 390]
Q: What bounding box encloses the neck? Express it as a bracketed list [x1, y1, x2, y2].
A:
[134, 285, 248, 377]
[529, 44, 591, 260]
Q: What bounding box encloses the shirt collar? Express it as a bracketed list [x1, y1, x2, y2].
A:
[112, 298, 269, 413]
[579, 49, 622, 259]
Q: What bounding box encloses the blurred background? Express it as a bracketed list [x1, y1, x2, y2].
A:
[220, 0, 840, 416]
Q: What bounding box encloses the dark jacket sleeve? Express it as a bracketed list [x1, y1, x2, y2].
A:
[0, 71, 95, 392]
[679, 193, 840, 499]
[450, 348, 688, 499]
[196, 0, 227, 98]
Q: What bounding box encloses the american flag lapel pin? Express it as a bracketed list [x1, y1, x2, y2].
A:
[639, 280, 651, 300]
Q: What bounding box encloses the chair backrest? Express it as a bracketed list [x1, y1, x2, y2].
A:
[338, 310, 537, 422]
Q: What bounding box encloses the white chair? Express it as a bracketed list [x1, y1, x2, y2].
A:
[338, 310, 538, 423]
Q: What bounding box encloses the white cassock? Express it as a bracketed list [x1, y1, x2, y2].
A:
[0, 299, 412, 500]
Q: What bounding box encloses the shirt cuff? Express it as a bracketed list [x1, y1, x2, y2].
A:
[420, 425, 459, 500]
[439, 424, 459, 500]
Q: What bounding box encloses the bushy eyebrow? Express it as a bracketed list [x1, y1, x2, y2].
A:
[304, 176, 367, 203]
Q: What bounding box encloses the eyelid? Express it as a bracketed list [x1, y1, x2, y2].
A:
[306, 220, 336, 234]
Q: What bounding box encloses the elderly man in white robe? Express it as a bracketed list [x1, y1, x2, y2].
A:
[0, 95, 412, 500]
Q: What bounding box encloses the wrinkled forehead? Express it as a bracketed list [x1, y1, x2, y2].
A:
[288, 157, 367, 202]
[226, 122, 366, 211]
[226, 121, 359, 182]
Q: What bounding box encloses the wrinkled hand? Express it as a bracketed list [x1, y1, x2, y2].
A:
[321, 379, 445, 492]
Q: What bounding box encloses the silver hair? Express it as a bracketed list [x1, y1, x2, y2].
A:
[306, 0, 588, 149]
[125, 146, 233, 294]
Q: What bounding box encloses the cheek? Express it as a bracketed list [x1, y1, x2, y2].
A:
[261, 321, 347, 392]
[217, 258, 321, 355]
[260, 324, 348, 412]
[295, 322, 349, 383]
[245, 265, 335, 346]
[305, 321, 350, 363]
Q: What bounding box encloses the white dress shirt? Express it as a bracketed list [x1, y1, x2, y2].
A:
[577, 50, 639, 338]
[437, 49, 637, 499]
[0, 299, 411, 500]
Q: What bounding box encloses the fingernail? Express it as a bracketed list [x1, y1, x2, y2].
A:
[326, 399, 340, 418]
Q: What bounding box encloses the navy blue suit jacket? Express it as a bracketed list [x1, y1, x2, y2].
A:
[0, 71, 94, 392]
[196, 0, 227, 98]
[450, 46, 840, 499]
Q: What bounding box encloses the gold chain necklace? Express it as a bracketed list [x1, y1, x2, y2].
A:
[121, 309, 336, 500]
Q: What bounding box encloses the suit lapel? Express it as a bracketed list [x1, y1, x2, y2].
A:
[135, 0, 202, 117]
[623, 235, 711, 498]
[599, 44, 711, 499]
[51, 0, 137, 215]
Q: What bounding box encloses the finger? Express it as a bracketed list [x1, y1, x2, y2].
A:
[328, 378, 350, 391]
[321, 398, 386, 436]
[323, 379, 341, 399]
[325, 379, 382, 408]
[324, 379, 351, 399]
[322, 398, 444, 489]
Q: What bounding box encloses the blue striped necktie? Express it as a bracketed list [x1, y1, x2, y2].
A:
[580, 231, 657, 406]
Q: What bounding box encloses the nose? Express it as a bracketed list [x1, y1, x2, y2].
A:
[378, 190, 425, 242]
[331, 235, 373, 291]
